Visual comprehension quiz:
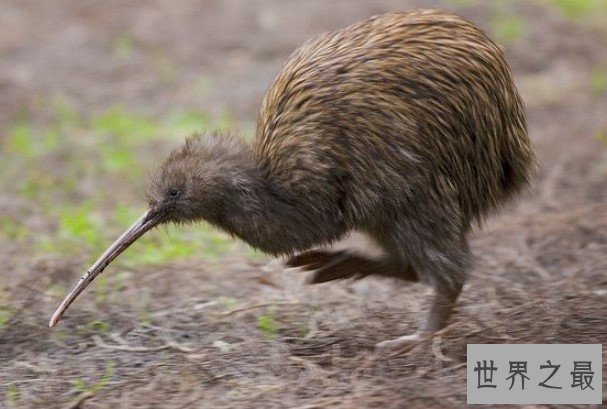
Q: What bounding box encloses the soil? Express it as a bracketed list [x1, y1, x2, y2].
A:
[1, 0, 606, 408]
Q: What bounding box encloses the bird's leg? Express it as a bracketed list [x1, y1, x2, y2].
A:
[375, 282, 463, 351]
[290, 249, 437, 350]
[287, 218, 469, 352]
[373, 211, 470, 351]
[425, 282, 463, 332]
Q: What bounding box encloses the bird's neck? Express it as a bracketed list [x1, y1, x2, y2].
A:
[215, 173, 311, 255]
[211, 149, 343, 255]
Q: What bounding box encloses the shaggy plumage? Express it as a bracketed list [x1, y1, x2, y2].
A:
[52, 9, 535, 342]
[151, 9, 535, 339]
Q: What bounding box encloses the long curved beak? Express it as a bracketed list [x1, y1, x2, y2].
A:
[49, 209, 163, 327]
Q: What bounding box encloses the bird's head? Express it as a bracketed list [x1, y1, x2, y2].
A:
[49, 133, 253, 327]
[146, 134, 252, 224]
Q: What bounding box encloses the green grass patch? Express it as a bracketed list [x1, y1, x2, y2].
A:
[0, 217, 28, 240]
[3, 101, 74, 158]
[46, 203, 106, 254]
[7, 384, 20, 407]
[84, 320, 110, 334]
[94, 275, 110, 304]
[98, 143, 138, 173]
[165, 110, 211, 136]
[444, 0, 477, 6]
[137, 289, 152, 325]
[123, 225, 231, 265]
[590, 68, 607, 95]
[52, 96, 82, 129]
[5, 122, 36, 156]
[91, 105, 159, 142]
[492, 14, 525, 45]
[72, 363, 115, 394]
[258, 313, 279, 339]
[113, 34, 135, 58]
[0, 308, 11, 327]
[216, 110, 235, 132]
[549, 0, 607, 19]
[294, 321, 310, 338]
[41, 200, 233, 268]
[217, 296, 238, 311]
[18, 172, 61, 201]
[244, 245, 267, 261]
[3, 98, 245, 266]
[3, 120, 61, 158]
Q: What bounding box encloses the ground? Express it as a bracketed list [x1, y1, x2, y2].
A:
[1, 0, 607, 408]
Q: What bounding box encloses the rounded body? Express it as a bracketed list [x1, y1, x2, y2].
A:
[50, 10, 535, 330]
[255, 9, 534, 239]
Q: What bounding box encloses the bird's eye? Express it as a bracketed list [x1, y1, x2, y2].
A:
[169, 189, 180, 198]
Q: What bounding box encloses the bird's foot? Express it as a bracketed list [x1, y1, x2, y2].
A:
[375, 332, 426, 352]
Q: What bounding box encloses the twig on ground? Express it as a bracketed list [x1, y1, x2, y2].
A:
[93, 335, 169, 352]
[92, 333, 198, 354]
[431, 334, 453, 362]
[288, 355, 330, 377]
[14, 361, 58, 375]
[63, 392, 93, 409]
[221, 301, 301, 316]
[161, 333, 197, 353]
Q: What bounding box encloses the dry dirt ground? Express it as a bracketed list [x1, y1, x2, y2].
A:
[1, 1, 607, 408]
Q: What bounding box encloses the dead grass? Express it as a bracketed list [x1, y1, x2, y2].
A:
[1, 0, 607, 408]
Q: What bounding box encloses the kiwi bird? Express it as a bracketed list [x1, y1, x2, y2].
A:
[50, 9, 534, 349]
